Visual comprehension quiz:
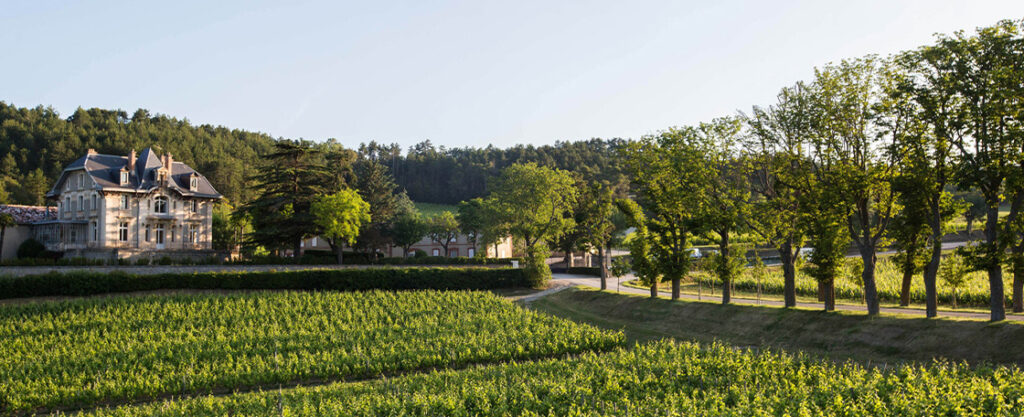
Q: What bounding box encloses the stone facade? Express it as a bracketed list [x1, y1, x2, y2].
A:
[37, 148, 222, 260]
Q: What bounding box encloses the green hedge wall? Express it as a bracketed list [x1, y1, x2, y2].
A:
[0, 267, 530, 300]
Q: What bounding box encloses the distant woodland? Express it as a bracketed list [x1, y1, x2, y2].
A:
[0, 102, 626, 206]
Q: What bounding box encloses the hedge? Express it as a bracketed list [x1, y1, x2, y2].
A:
[0, 267, 530, 300]
[0, 255, 526, 267]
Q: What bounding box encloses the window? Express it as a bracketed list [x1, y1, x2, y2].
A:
[311, 237, 318, 247]
[91, 222, 97, 241]
[78, 196, 83, 211]
[119, 222, 129, 242]
[190, 177, 198, 190]
[432, 248, 440, 256]
[145, 225, 150, 242]
[70, 228, 77, 242]
[449, 248, 458, 258]
[190, 225, 197, 243]
[468, 248, 475, 258]
[158, 171, 166, 183]
[188, 200, 197, 213]
[172, 200, 177, 210]
[154, 196, 168, 214]
[65, 197, 71, 214]
[120, 195, 130, 210]
[91, 194, 97, 211]
[170, 225, 175, 242]
[120, 171, 129, 185]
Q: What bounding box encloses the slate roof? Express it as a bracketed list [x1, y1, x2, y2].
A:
[46, 148, 222, 199]
[0, 204, 57, 224]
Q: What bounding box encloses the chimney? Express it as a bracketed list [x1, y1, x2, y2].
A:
[165, 152, 173, 168]
[128, 149, 136, 170]
[87, 148, 97, 156]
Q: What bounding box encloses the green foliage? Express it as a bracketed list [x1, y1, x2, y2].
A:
[390, 212, 429, 256]
[75, 340, 1024, 417]
[0, 267, 530, 299]
[353, 158, 408, 254]
[940, 253, 971, 308]
[524, 244, 552, 287]
[311, 188, 371, 247]
[14, 238, 45, 259]
[0, 290, 623, 413]
[426, 211, 460, 255]
[483, 163, 578, 249]
[614, 198, 660, 288]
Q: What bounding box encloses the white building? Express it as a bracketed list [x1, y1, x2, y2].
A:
[33, 148, 222, 260]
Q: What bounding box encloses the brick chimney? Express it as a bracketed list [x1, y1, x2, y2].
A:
[128, 149, 136, 170]
[86, 148, 97, 155]
[164, 152, 173, 169]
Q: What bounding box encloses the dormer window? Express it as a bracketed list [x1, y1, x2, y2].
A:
[158, 171, 166, 184]
[120, 171, 129, 185]
[189, 176, 198, 191]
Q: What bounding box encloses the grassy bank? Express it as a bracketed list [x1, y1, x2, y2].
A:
[530, 286, 1024, 366]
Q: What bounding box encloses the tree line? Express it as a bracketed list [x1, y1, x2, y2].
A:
[614, 19, 1024, 322]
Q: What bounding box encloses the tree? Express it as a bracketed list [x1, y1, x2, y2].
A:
[310, 189, 371, 264]
[239, 141, 334, 256]
[621, 129, 707, 300]
[806, 57, 901, 316]
[456, 198, 488, 257]
[615, 199, 660, 298]
[940, 253, 970, 309]
[390, 212, 428, 257]
[353, 158, 406, 258]
[956, 192, 987, 235]
[483, 163, 578, 286]
[944, 20, 1024, 321]
[0, 213, 13, 260]
[693, 116, 750, 304]
[745, 82, 814, 308]
[577, 182, 619, 290]
[427, 211, 460, 257]
[800, 180, 850, 312]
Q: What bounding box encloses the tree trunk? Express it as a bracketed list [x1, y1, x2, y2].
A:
[817, 281, 825, 302]
[0, 226, 5, 260]
[986, 205, 1006, 321]
[1014, 246, 1024, 313]
[650, 282, 658, 298]
[780, 240, 796, 308]
[720, 230, 731, 305]
[860, 248, 880, 316]
[565, 251, 573, 268]
[966, 218, 973, 235]
[899, 263, 913, 307]
[922, 197, 944, 318]
[294, 239, 303, 259]
[671, 277, 680, 300]
[335, 244, 344, 265]
[598, 246, 608, 290]
[824, 280, 835, 311]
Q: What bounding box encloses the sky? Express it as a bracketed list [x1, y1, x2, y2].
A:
[2, 1, 1022, 149]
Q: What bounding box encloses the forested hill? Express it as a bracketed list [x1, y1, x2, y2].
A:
[0, 102, 277, 205]
[0, 101, 628, 206]
[359, 139, 628, 204]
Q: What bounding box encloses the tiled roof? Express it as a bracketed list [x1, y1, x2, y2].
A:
[46, 147, 222, 199]
[0, 204, 57, 224]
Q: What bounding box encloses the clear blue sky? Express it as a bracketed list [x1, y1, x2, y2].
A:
[2, 1, 1021, 149]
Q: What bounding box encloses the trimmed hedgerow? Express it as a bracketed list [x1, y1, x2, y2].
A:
[0, 267, 530, 300]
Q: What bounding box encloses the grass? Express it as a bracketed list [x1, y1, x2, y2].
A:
[530, 286, 1024, 366]
[412, 202, 458, 217]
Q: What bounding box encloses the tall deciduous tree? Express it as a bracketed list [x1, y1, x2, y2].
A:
[311, 188, 371, 264]
[622, 129, 705, 300]
[457, 198, 488, 257]
[944, 20, 1024, 321]
[615, 199, 660, 298]
[745, 82, 813, 308]
[484, 163, 578, 285]
[390, 212, 428, 257]
[427, 211, 460, 257]
[693, 116, 750, 304]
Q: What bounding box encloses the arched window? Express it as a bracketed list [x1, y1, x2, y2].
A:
[154, 196, 168, 214]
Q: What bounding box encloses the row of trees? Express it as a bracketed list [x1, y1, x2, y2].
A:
[617, 19, 1024, 321]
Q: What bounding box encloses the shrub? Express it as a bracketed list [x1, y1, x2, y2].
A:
[524, 244, 551, 287]
[15, 238, 45, 259]
[0, 267, 530, 299]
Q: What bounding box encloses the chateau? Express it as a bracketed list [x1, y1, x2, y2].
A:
[29, 148, 222, 259]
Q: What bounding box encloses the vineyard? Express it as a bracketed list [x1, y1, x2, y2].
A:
[69, 340, 1024, 416]
[0, 290, 623, 414]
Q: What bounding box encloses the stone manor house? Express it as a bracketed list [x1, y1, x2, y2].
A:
[0, 148, 221, 260]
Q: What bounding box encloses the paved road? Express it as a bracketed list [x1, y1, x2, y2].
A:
[550, 273, 1023, 322]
